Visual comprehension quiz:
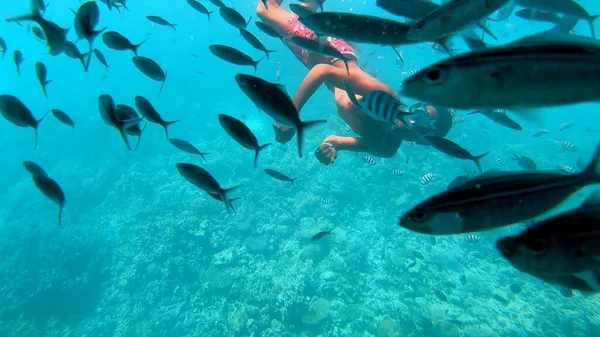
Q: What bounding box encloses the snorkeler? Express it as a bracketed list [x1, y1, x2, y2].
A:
[256, 0, 453, 165]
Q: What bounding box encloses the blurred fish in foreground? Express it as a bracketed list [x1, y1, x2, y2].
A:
[400, 142, 600, 235]
[497, 191, 600, 292]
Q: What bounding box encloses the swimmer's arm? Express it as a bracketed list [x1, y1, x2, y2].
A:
[326, 135, 371, 152]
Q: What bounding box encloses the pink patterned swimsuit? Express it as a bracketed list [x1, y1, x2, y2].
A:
[285, 13, 358, 69]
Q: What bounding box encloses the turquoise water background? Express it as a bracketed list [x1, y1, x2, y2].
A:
[1, 0, 600, 336]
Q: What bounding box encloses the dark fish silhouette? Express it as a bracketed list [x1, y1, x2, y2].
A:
[176, 163, 241, 213]
[32, 26, 46, 41]
[7, 0, 69, 56]
[0, 37, 6, 59]
[13, 50, 24, 76]
[289, 4, 315, 17]
[288, 36, 352, 74]
[239, 28, 276, 60]
[147, 16, 177, 30]
[169, 138, 210, 162]
[311, 229, 333, 241]
[209, 0, 226, 8]
[51, 109, 75, 130]
[512, 153, 537, 171]
[299, 12, 413, 46]
[432, 287, 447, 301]
[102, 31, 146, 55]
[515, 8, 561, 24]
[219, 6, 250, 29]
[73, 0, 105, 53]
[264, 169, 296, 186]
[63, 41, 91, 71]
[255, 22, 281, 39]
[376, 0, 437, 20]
[235, 74, 326, 158]
[134, 96, 179, 139]
[468, 110, 522, 131]
[94, 48, 109, 71]
[98, 94, 142, 151]
[0, 95, 46, 150]
[218, 114, 271, 168]
[447, 175, 471, 190]
[187, 0, 214, 21]
[115, 104, 145, 151]
[35, 62, 52, 99]
[132, 56, 167, 94]
[33, 175, 66, 226]
[209, 44, 263, 72]
[425, 136, 489, 172]
[23, 160, 48, 177]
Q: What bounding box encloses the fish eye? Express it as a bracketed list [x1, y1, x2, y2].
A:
[415, 22, 425, 31]
[411, 209, 428, 223]
[424, 67, 444, 84]
[529, 239, 549, 255]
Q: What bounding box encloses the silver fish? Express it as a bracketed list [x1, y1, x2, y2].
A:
[401, 40, 600, 110]
[467, 110, 522, 131]
[425, 136, 489, 172]
[497, 191, 600, 286]
[515, 8, 562, 24]
[399, 143, 600, 235]
[514, 0, 599, 37]
[406, 0, 509, 42]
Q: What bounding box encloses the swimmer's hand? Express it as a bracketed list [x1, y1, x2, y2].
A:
[315, 142, 337, 165]
[273, 122, 296, 144]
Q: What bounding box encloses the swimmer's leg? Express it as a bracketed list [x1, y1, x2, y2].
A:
[256, 0, 290, 37]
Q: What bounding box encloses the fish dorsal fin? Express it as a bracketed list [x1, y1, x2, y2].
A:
[275, 83, 287, 93]
[581, 191, 600, 210]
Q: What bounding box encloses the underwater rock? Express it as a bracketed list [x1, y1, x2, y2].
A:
[377, 319, 402, 337]
[302, 298, 329, 325]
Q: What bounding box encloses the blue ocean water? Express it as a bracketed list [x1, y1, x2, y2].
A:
[0, 0, 600, 336]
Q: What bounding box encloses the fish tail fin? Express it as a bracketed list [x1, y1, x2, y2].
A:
[584, 141, 600, 182]
[33, 110, 48, 150]
[474, 151, 490, 172]
[58, 203, 64, 226]
[590, 15, 599, 38]
[296, 119, 327, 158]
[247, 16, 253, 26]
[133, 39, 148, 56]
[265, 49, 277, 60]
[342, 81, 361, 106]
[199, 152, 210, 162]
[254, 142, 272, 168]
[159, 79, 166, 95]
[118, 126, 133, 151]
[207, 11, 213, 21]
[253, 55, 265, 73]
[162, 119, 180, 139]
[391, 46, 404, 64]
[290, 178, 296, 187]
[134, 122, 148, 151]
[221, 184, 243, 214]
[171, 24, 177, 31]
[8, 0, 43, 23]
[81, 50, 92, 72]
[229, 197, 242, 214]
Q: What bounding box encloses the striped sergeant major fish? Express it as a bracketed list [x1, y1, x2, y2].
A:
[343, 81, 414, 127]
